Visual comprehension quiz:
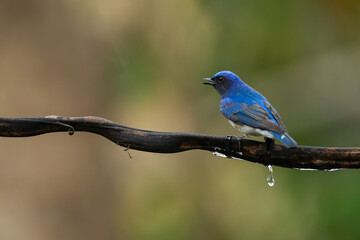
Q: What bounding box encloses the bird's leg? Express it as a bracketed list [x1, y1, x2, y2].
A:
[264, 137, 274, 163]
[225, 135, 232, 158]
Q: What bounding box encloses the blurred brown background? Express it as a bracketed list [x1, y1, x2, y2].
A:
[0, 0, 360, 239]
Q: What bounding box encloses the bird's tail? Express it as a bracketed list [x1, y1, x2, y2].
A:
[272, 132, 297, 148]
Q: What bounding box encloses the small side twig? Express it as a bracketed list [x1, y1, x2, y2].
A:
[124, 145, 132, 159]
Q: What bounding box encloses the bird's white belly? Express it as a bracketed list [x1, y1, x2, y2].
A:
[228, 120, 274, 139]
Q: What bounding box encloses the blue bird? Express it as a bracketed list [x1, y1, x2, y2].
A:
[204, 71, 297, 148]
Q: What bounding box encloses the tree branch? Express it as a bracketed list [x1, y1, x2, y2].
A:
[0, 116, 359, 170]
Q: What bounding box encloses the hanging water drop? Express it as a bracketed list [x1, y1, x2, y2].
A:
[267, 165, 275, 187]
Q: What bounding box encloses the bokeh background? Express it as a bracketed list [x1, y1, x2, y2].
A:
[1, 0, 360, 239]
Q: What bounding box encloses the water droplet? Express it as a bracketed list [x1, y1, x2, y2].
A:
[324, 168, 341, 172]
[294, 168, 341, 171]
[213, 152, 228, 158]
[267, 165, 275, 187]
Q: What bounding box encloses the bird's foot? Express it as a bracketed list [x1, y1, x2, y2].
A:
[224, 135, 233, 158]
[264, 137, 275, 163]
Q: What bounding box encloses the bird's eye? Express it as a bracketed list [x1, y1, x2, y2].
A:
[218, 76, 224, 83]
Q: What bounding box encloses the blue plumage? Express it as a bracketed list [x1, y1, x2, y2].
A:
[204, 71, 297, 148]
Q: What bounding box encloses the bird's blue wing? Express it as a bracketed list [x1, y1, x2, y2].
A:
[220, 99, 285, 133]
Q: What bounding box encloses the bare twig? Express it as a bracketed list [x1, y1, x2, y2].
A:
[0, 116, 359, 170]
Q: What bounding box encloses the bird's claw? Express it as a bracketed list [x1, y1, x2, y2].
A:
[265, 137, 274, 163]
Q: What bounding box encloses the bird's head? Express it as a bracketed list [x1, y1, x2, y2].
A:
[203, 71, 242, 96]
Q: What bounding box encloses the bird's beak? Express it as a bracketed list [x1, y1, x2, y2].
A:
[203, 78, 214, 85]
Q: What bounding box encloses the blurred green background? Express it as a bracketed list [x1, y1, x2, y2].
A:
[1, 0, 360, 239]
